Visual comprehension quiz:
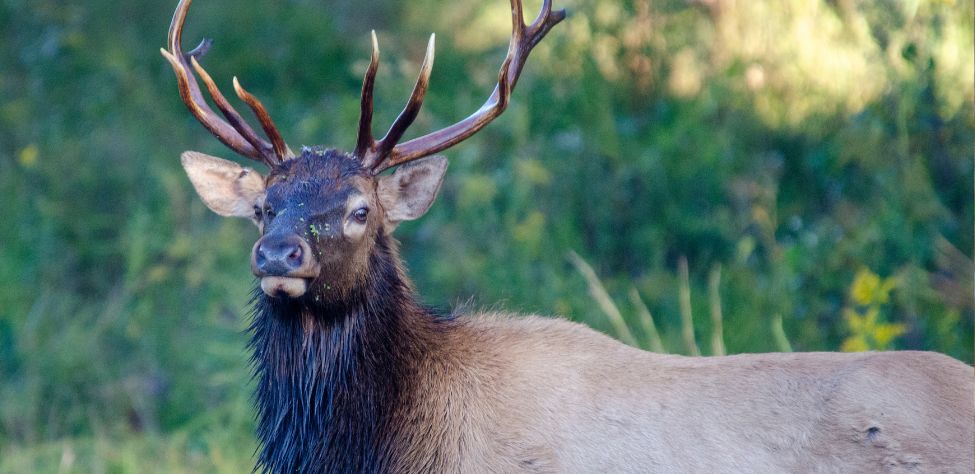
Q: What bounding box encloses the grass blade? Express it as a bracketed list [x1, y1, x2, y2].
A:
[568, 251, 639, 347]
[678, 256, 701, 356]
[772, 313, 793, 352]
[708, 264, 726, 356]
[628, 287, 666, 353]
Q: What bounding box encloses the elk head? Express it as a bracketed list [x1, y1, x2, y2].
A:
[162, 0, 564, 301]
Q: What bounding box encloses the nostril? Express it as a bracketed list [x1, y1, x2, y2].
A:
[287, 246, 302, 264]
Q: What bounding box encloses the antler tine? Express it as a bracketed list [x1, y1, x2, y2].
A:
[190, 56, 274, 160]
[510, 0, 525, 45]
[528, 0, 555, 41]
[365, 34, 436, 168]
[162, 0, 291, 166]
[526, 0, 563, 49]
[373, 0, 565, 173]
[234, 78, 293, 160]
[356, 31, 381, 165]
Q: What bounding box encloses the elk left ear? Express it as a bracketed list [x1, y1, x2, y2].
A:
[181, 151, 266, 222]
[377, 155, 448, 232]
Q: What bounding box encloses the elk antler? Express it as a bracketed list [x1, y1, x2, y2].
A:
[356, 0, 566, 174]
[161, 0, 292, 167]
[355, 31, 436, 168]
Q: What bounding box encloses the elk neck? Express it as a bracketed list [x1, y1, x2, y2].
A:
[247, 230, 454, 473]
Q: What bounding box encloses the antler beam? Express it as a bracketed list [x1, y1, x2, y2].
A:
[355, 0, 565, 174]
[161, 0, 292, 167]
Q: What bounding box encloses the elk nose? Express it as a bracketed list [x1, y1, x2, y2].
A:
[254, 236, 304, 276]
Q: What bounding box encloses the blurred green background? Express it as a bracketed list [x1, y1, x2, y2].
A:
[1, 0, 972, 471]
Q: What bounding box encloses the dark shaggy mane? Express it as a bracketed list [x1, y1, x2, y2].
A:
[247, 232, 454, 473]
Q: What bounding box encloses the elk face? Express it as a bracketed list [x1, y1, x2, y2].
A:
[181, 149, 447, 299]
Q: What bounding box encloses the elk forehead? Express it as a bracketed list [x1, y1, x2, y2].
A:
[264, 149, 373, 218]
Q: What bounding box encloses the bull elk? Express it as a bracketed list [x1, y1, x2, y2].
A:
[161, 0, 974, 471]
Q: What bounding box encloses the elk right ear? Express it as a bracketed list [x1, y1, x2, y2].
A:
[377, 155, 448, 232]
[180, 151, 266, 222]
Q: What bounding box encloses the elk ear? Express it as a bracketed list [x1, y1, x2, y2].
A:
[377, 155, 448, 232]
[180, 151, 265, 221]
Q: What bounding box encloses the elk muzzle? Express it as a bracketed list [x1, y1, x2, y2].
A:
[251, 234, 320, 297]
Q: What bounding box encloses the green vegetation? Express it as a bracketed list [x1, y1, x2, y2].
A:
[1, 0, 972, 470]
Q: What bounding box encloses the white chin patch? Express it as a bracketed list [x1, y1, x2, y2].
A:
[260, 277, 309, 298]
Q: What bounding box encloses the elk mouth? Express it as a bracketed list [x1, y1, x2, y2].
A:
[260, 276, 311, 298]
[251, 236, 321, 298]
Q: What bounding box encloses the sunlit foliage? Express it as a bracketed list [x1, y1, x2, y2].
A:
[1, 0, 971, 469]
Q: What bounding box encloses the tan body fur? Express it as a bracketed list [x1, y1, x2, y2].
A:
[392, 313, 974, 473]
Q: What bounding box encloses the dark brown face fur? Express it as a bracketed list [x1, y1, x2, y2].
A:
[253, 148, 381, 301]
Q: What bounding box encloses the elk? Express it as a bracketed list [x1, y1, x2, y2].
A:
[161, 0, 974, 472]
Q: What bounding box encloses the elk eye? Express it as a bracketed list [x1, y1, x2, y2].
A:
[352, 207, 369, 223]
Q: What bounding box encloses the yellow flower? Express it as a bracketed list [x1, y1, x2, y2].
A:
[18, 144, 39, 168]
[841, 306, 907, 351]
[850, 267, 897, 306]
[841, 336, 870, 353]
